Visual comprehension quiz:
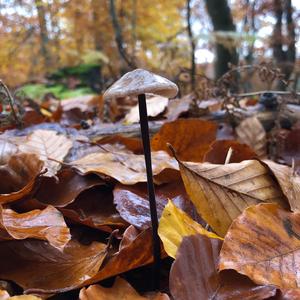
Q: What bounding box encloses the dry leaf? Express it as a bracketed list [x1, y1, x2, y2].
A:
[158, 201, 221, 258]
[124, 95, 168, 124]
[0, 139, 17, 164]
[204, 140, 257, 164]
[262, 160, 300, 212]
[0, 153, 44, 204]
[178, 158, 287, 236]
[0, 205, 70, 250]
[170, 234, 276, 300]
[0, 239, 107, 294]
[0, 290, 9, 300]
[71, 150, 178, 185]
[35, 168, 104, 207]
[9, 296, 42, 300]
[19, 129, 73, 177]
[236, 116, 267, 157]
[165, 94, 193, 121]
[85, 228, 156, 285]
[113, 180, 200, 229]
[61, 186, 127, 232]
[79, 277, 169, 300]
[151, 119, 217, 162]
[219, 203, 300, 290]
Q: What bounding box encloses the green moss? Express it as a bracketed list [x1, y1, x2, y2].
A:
[20, 84, 94, 100]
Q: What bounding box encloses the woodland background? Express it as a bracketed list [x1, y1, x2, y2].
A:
[0, 0, 299, 96]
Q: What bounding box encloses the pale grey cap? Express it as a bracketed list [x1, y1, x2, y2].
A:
[103, 69, 178, 100]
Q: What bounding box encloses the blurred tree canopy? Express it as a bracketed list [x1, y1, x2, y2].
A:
[0, 0, 298, 89]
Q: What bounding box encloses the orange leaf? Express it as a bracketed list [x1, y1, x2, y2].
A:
[0, 205, 71, 250]
[219, 203, 300, 289]
[0, 153, 43, 204]
[151, 119, 217, 162]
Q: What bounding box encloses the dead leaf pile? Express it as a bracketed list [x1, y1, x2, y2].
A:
[1, 91, 300, 299]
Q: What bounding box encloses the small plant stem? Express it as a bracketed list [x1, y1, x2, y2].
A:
[0, 80, 21, 126]
[138, 93, 160, 290]
[224, 147, 233, 164]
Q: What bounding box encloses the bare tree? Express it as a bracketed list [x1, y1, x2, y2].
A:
[35, 0, 51, 70]
[109, 0, 136, 70]
[186, 0, 196, 91]
[205, 0, 238, 78]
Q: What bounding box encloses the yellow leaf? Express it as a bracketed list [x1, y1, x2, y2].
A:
[158, 200, 222, 258]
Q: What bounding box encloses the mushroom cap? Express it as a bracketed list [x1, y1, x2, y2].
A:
[103, 69, 178, 100]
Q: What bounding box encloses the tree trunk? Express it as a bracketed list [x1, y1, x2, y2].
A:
[205, 0, 238, 78]
[186, 0, 196, 91]
[109, 0, 136, 71]
[35, 0, 51, 70]
[272, 0, 296, 88]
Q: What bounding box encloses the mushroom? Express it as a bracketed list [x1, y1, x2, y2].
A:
[103, 69, 178, 288]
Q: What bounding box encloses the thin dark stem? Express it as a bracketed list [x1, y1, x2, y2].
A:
[138, 93, 160, 290]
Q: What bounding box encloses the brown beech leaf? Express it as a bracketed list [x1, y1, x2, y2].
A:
[236, 116, 267, 157]
[85, 228, 156, 285]
[151, 119, 217, 162]
[0, 153, 44, 204]
[219, 203, 300, 290]
[178, 158, 287, 236]
[71, 150, 178, 185]
[0, 205, 71, 250]
[170, 234, 276, 300]
[204, 140, 257, 164]
[262, 160, 300, 212]
[113, 180, 200, 229]
[0, 239, 107, 294]
[61, 187, 127, 232]
[35, 168, 104, 207]
[19, 129, 73, 177]
[79, 277, 169, 300]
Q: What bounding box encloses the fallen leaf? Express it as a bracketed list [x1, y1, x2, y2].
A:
[0, 153, 44, 204]
[0, 139, 17, 164]
[0, 290, 9, 300]
[79, 277, 169, 300]
[35, 168, 104, 207]
[8, 296, 42, 300]
[170, 234, 277, 300]
[97, 135, 143, 154]
[124, 95, 168, 124]
[113, 180, 201, 229]
[19, 129, 73, 177]
[236, 116, 267, 157]
[0, 205, 71, 250]
[263, 160, 300, 212]
[0, 239, 107, 294]
[204, 140, 257, 164]
[219, 203, 300, 290]
[61, 186, 127, 232]
[178, 158, 287, 236]
[85, 228, 156, 284]
[71, 150, 178, 185]
[151, 119, 217, 162]
[158, 201, 221, 258]
[165, 94, 193, 121]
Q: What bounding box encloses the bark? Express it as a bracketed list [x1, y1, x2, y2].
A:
[109, 0, 136, 70]
[186, 0, 196, 91]
[35, 0, 51, 70]
[205, 0, 238, 78]
[272, 0, 296, 87]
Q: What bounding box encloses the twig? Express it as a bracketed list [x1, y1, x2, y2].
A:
[232, 90, 300, 98]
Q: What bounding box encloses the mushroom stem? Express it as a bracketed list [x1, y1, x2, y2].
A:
[138, 93, 161, 289]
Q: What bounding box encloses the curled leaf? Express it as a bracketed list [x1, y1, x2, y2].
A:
[0, 153, 44, 204]
[0, 205, 71, 250]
